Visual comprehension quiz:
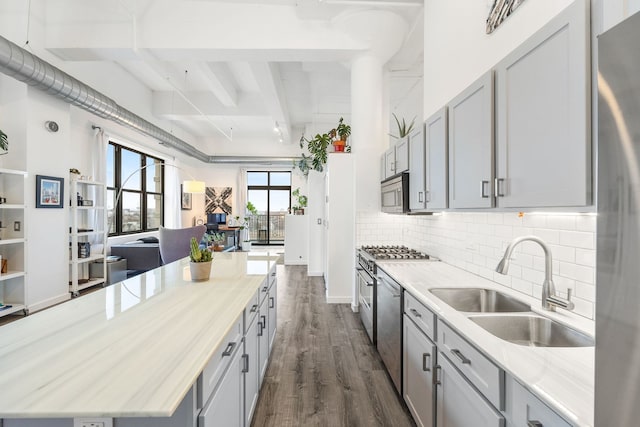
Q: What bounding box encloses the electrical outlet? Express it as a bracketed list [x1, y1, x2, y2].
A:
[73, 418, 113, 427]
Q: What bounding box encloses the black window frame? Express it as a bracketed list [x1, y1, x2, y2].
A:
[107, 141, 165, 237]
[246, 171, 291, 245]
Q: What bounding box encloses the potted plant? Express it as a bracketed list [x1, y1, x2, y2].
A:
[0, 129, 7, 155]
[291, 188, 307, 215]
[189, 237, 213, 281]
[390, 113, 416, 140]
[210, 232, 226, 252]
[241, 201, 258, 251]
[330, 117, 351, 152]
[294, 117, 352, 175]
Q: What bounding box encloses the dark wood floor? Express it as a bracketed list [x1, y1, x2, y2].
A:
[252, 265, 416, 427]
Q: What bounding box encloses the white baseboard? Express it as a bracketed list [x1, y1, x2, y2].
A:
[284, 260, 307, 266]
[325, 295, 352, 304]
[307, 270, 323, 276]
[351, 303, 359, 313]
[28, 293, 71, 313]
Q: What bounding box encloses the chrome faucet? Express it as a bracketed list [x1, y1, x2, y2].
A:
[496, 235, 574, 312]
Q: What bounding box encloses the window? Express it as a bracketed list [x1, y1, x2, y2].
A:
[246, 171, 291, 244]
[107, 142, 164, 236]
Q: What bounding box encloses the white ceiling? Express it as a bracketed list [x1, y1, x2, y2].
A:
[38, 0, 424, 154]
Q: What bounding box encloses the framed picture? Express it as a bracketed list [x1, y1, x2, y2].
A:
[181, 184, 192, 210]
[36, 175, 64, 208]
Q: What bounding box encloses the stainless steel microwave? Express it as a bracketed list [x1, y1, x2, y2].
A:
[381, 173, 409, 213]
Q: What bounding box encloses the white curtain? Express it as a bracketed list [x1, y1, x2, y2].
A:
[90, 128, 107, 253]
[238, 167, 248, 219]
[165, 159, 181, 228]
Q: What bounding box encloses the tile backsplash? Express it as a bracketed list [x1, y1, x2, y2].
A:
[357, 211, 596, 319]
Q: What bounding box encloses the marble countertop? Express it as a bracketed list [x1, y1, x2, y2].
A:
[0, 251, 279, 418]
[377, 260, 594, 427]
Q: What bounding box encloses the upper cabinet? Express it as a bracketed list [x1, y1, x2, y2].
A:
[409, 108, 448, 212]
[447, 71, 495, 209]
[383, 136, 410, 181]
[494, 0, 590, 208]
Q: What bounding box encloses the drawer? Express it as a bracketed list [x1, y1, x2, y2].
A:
[197, 313, 243, 408]
[437, 319, 504, 410]
[268, 266, 277, 290]
[506, 376, 571, 427]
[258, 277, 269, 304]
[244, 287, 260, 334]
[404, 291, 436, 341]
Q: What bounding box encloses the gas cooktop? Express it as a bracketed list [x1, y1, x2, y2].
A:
[360, 245, 431, 260]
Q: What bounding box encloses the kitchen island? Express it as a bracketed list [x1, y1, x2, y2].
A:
[0, 251, 279, 425]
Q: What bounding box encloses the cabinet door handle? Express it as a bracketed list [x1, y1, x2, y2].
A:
[261, 315, 266, 328]
[250, 304, 258, 313]
[418, 191, 424, 203]
[222, 341, 236, 357]
[262, 286, 268, 293]
[410, 308, 422, 318]
[242, 354, 249, 373]
[422, 352, 431, 372]
[425, 190, 431, 203]
[495, 178, 505, 197]
[527, 421, 543, 427]
[258, 321, 263, 337]
[434, 365, 442, 386]
[480, 180, 490, 198]
[269, 296, 274, 308]
[271, 272, 276, 277]
[451, 349, 471, 365]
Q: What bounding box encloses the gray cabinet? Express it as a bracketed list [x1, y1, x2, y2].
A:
[505, 376, 571, 427]
[395, 136, 410, 174]
[244, 298, 261, 426]
[436, 355, 505, 427]
[409, 109, 448, 212]
[268, 272, 277, 352]
[383, 136, 409, 180]
[403, 315, 435, 427]
[426, 108, 448, 210]
[198, 343, 244, 427]
[494, 0, 590, 208]
[409, 124, 427, 211]
[447, 71, 494, 209]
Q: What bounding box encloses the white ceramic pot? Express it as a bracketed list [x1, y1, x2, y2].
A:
[241, 241, 252, 251]
[189, 261, 212, 281]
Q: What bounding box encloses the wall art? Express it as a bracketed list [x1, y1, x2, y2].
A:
[487, 0, 526, 34]
[36, 175, 64, 208]
[205, 187, 232, 215]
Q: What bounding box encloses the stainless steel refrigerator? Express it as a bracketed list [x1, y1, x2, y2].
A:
[596, 10, 640, 426]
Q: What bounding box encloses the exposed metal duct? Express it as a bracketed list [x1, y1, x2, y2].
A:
[0, 35, 297, 167]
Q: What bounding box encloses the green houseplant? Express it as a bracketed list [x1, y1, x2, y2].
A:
[295, 117, 352, 175]
[0, 129, 7, 155]
[189, 237, 213, 281]
[291, 188, 308, 215]
[241, 201, 259, 251]
[390, 113, 416, 139]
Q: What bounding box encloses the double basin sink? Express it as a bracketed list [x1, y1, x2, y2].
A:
[429, 288, 594, 348]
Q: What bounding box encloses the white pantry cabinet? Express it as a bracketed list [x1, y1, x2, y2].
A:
[447, 71, 494, 209]
[494, 0, 590, 208]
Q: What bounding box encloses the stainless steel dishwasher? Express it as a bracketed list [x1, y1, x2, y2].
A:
[376, 267, 402, 394]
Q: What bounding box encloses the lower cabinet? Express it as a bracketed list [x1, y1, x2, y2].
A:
[505, 376, 571, 427]
[268, 276, 277, 352]
[244, 298, 261, 426]
[435, 355, 505, 427]
[403, 315, 436, 427]
[199, 341, 244, 427]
